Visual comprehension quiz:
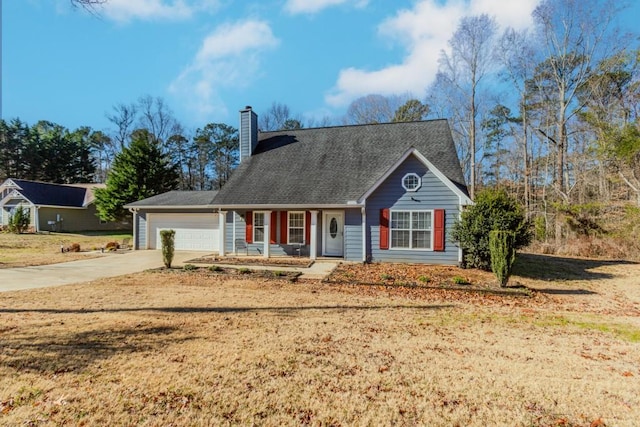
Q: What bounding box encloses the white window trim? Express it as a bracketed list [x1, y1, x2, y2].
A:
[253, 212, 265, 243]
[288, 211, 305, 244]
[390, 209, 434, 251]
[402, 172, 422, 192]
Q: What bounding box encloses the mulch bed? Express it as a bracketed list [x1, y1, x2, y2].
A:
[187, 256, 314, 268]
[326, 262, 532, 297]
[153, 265, 302, 281]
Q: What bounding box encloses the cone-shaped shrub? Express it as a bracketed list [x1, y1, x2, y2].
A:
[160, 229, 175, 268]
[489, 230, 516, 287]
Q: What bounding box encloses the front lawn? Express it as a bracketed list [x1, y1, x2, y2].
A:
[0, 231, 132, 268]
[1, 259, 639, 425]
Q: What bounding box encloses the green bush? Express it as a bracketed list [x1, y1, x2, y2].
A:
[209, 265, 223, 272]
[238, 267, 251, 274]
[489, 230, 516, 287]
[451, 188, 531, 270]
[452, 276, 469, 285]
[183, 264, 197, 271]
[160, 229, 175, 268]
[8, 207, 30, 234]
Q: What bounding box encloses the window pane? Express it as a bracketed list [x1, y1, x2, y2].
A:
[412, 230, 431, 249]
[289, 228, 304, 244]
[391, 211, 410, 229]
[392, 230, 410, 248]
[255, 227, 264, 242]
[254, 213, 264, 227]
[412, 211, 431, 230]
[289, 212, 304, 228]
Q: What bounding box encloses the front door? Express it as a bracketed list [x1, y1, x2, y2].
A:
[323, 211, 344, 256]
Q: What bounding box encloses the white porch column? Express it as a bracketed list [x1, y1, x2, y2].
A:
[34, 206, 40, 233]
[361, 206, 367, 262]
[218, 211, 226, 256]
[131, 209, 137, 250]
[309, 210, 318, 260]
[263, 210, 271, 258]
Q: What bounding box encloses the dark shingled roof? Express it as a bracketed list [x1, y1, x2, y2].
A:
[126, 191, 218, 207]
[11, 179, 89, 207]
[214, 119, 467, 205]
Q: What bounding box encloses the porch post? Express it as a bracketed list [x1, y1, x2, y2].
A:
[309, 210, 318, 260]
[263, 210, 271, 258]
[218, 211, 226, 256]
[131, 209, 137, 250]
[361, 206, 367, 262]
[34, 206, 40, 233]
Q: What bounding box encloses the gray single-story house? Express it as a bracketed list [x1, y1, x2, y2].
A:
[126, 106, 472, 264]
[0, 178, 130, 232]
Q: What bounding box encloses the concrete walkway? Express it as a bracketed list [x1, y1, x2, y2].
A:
[0, 251, 340, 292]
[0, 250, 210, 292]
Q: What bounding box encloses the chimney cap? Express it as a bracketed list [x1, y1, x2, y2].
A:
[244, 105, 252, 110]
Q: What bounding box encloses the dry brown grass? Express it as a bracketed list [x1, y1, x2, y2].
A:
[1, 260, 640, 426]
[0, 232, 132, 268]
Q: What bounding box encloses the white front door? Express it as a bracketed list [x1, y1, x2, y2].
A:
[323, 211, 344, 256]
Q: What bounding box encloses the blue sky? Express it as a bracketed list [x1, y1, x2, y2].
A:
[3, 0, 637, 134]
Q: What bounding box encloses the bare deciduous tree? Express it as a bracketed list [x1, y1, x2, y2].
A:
[436, 14, 498, 199]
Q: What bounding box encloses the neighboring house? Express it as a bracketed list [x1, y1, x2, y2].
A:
[126, 106, 472, 265]
[0, 179, 131, 232]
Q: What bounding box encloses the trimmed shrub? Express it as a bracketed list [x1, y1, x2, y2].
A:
[489, 230, 516, 287]
[183, 264, 197, 271]
[209, 265, 223, 272]
[8, 207, 30, 234]
[160, 229, 175, 268]
[451, 188, 531, 270]
[69, 243, 81, 253]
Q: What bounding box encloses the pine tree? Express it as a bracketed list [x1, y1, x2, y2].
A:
[95, 129, 178, 221]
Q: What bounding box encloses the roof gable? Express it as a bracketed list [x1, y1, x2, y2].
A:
[214, 120, 469, 206]
[359, 148, 473, 205]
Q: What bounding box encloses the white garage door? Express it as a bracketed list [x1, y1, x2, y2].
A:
[148, 213, 219, 251]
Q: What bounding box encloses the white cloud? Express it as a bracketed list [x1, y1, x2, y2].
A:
[326, 0, 539, 107]
[284, 0, 368, 15]
[169, 20, 279, 121]
[99, 0, 219, 23]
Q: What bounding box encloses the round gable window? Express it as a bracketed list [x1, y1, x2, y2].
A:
[402, 173, 421, 192]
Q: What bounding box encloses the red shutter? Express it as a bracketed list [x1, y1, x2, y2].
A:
[245, 211, 253, 244]
[280, 211, 288, 244]
[434, 209, 445, 251]
[380, 208, 389, 250]
[304, 211, 311, 244]
[270, 211, 277, 244]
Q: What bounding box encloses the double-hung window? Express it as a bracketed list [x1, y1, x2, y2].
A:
[390, 210, 432, 250]
[253, 212, 265, 243]
[288, 211, 305, 244]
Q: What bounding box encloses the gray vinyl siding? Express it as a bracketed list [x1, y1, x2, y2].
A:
[366, 155, 461, 265]
[239, 109, 258, 162]
[136, 212, 147, 250]
[344, 208, 362, 261]
[225, 211, 234, 253]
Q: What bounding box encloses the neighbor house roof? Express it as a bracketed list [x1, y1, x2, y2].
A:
[1, 179, 101, 208]
[214, 119, 468, 206]
[125, 191, 218, 208]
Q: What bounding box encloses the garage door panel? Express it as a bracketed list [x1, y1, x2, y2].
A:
[149, 213, 219, 251]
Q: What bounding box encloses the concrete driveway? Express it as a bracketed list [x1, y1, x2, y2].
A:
[0, 250, 211, 292]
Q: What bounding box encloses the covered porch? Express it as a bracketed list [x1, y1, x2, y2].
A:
[217, 208, 361, 261]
